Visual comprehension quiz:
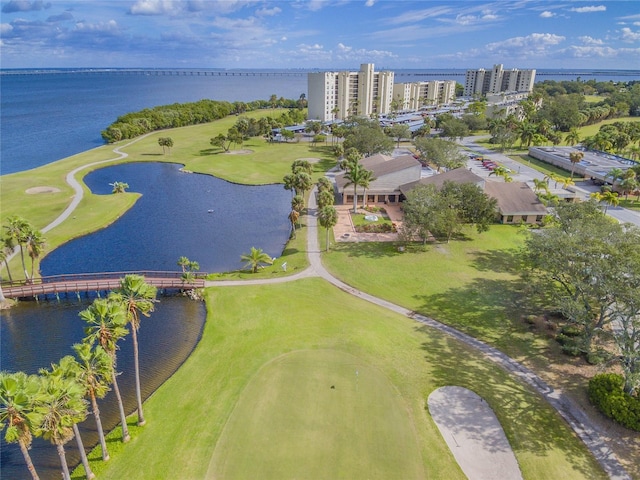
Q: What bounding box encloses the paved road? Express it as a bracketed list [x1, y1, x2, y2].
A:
[460, 136, 640, 227]
[5, 137, 633, 478]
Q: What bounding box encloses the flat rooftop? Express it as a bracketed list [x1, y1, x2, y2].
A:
[529, 146, 637, 182]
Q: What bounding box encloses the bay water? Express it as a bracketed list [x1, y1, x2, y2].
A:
[1, 67, 639, 479]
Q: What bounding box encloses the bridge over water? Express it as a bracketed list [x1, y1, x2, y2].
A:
[1, 271, 205, 300]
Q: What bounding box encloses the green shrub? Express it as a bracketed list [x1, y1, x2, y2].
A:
[556, 333, 582, 356]
[559, 324, 582, 337]
[588, 373, 640, 431]
[586, 348, 611, 365]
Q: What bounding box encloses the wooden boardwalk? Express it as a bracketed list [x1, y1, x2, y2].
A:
[1, 271, 205, 299]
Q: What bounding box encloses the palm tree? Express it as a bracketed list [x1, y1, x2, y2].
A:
[111, 275, 157, 427]
[109, 181, 129, 194]
[4, 215, 31, 280]
[72, 343, 114, 461]
[282, 173, 296, 199]
[343, 162, 372, 214]
[177, 256, 190, 272]
[39, 372, 88, 480]
[291, 195, 304, 213]
[544, 173, 562, 189]
[489, 166, 512, 182]
[288, 210, 300, 238]
[562, 177, 576, 189]
[25, 227, 45, 281]
[359, 169, 375, 208]
[81, 298, 131, 442]
[316, 189, 335, 210]
[1, 235, 15, 283]
[568, 151, 584, 179]
[240, 247, 273, 273]
[564, 128, 581, 146]
[606, 167, 624, 187]
[601, 191, 620, 213]
[532, 178, 549, 194]
[317, 206, 338, 251]
[0, 371, 46, 480]
[619, 177, 638, 200]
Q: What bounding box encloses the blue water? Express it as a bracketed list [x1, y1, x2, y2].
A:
[40, 162, 292, 274]
[2, 68, 638, 175]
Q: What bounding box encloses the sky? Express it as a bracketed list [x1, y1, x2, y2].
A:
[1, 0, 639, 70]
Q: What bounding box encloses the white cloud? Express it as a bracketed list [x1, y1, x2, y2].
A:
[563, 45, 617, 58]
[540, 11, 554, 18]
[365, 0, 375, 6]
[569, 5, 606, 13]
[579, 35, 603, 45]
[74, 19, 120, 34]
[488, 32, 564, 49]
[621, 27, 640, 43]
[335, 42, 396, 61]
[256, 6, 281, 17]
[387, 6, 451, 25]
[0, 23, 14, 35]
[129, 0, 176, 16]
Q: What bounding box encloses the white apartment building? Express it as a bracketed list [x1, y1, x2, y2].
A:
[464, 64, 536, 96]
[307, 63, 394, 122]
[392, 80, 457, 111]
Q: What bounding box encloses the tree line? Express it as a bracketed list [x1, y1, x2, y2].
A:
[101, 94, 307, 144]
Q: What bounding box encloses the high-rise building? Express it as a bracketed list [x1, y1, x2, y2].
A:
[307, 64, 394, 122]
[463, 64, 535, 96]
[392, 80, 457, 111]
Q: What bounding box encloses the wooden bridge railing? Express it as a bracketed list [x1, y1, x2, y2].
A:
[1, 271, 207, 299]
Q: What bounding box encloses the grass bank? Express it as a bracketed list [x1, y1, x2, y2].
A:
[1, 110, 333, 280]
[85, 278, 606, 480]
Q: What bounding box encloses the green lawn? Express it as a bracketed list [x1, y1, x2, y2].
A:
[84, 278, 606, 480]
[1, 111, 333, 281]
[209, 349, 425, 479]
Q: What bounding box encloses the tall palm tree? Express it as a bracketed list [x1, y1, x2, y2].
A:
[240, 247, 273, 273]
[316, 189, 335, 210]
[39, 371, 88, 480]
[0, 371, 46, 480]
[41, 357, 96, 480]
[81, 298, 131, 442]
[109, 181, 129, 194]
[4, 215, 31, 280]
[111, 275, 157, 427]
[25, 227, 45, 281]
[72, 343, 114, 461]
[317, 206, 338, 251]
[532, 178, 549, 194]
[288, 210, 300, 238]
[291, 195, 304, 213]
[601, 191, 620, 213]
[343, 162, 371, 213]
[1, 235, 15, 283]
[568, 151, 584, 179]
[359, 169, 375, 208]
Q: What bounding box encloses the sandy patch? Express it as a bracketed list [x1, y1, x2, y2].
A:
[225, 149, 253, 155]
[296, 157, 321, 163]
[25, 186, 62, 194]
[428, 386, 523, 480]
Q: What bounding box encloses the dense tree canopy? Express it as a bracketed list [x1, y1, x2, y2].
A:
[522, 201, 640, 395]
[413, 137, 466, 172]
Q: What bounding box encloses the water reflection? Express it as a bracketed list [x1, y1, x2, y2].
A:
[41, 162, 291, 274]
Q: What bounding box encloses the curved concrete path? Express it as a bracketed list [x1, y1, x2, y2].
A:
[209, 188, 630, 480]
[10, 142, 631, 479]
[428, 386, 523, 480]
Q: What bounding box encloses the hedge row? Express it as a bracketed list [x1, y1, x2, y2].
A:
[588, 373, 640, 431]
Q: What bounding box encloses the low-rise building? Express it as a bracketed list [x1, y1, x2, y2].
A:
[484, 182, 548, 224]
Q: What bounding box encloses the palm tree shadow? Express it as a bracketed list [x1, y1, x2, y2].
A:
[417, 327, 603, 478]
[197, 148, 222, 157]
[469, 248, 524, 275]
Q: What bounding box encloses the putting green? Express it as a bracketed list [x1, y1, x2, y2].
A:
[207, 349, 425, 479]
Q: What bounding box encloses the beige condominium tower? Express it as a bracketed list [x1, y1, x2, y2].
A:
[308, 63, 394, 122]
[464, 64, 536, 96]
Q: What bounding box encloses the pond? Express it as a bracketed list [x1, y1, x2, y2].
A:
[41, 162, 292, 274]
[2, 162, 291, 479]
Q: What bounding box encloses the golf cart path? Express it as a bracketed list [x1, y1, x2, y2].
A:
[208, 188, 630, 480]
[23, 141, 630, 479]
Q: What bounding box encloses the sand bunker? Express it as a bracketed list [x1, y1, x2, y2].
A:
[296, 157, 321, 163]
[26, 186, 62, 194]
[225, 149, 253, 155]
[428, 386, 523, 480]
